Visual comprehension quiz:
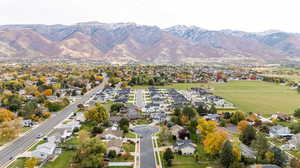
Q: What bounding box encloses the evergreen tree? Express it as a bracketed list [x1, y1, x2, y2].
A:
[220, 140, 234, 168]
[163, 148, 174, 166]
[240, 125, 256, 145]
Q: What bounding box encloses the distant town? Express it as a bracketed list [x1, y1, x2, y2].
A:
[1, 64, 300, 168]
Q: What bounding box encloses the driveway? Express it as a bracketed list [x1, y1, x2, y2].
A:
[132, 125, 159, 168]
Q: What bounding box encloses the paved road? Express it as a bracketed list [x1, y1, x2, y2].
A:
[135, 89, 145, 108]
[0, 76, 108, 168]
[132, 126, 159, 168]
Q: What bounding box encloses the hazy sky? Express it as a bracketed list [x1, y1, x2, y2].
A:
[0, 0, 299, 32]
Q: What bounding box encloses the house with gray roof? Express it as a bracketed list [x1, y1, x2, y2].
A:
[173, 139, 196, 155]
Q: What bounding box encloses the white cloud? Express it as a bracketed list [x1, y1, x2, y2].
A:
[0, 0, 299, 32]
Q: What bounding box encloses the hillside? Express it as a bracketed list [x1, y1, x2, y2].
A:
[0, 22, 299, 64]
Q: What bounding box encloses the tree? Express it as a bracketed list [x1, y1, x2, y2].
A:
[231, 111, 246, 125]
[0, 108, 15, 122]
[73, 137, 107, 168]
[84, 103, 109, 124]
[251, 132, 269, 160]
[271, 147, 287, 167]
[2, 94, 23, 112]
[159, 126, 172, 145]
[237, 120, 249, 133]
[182, 106, 197, 120]
[220, 140, 234, 168]
[108, 150, 117, 159]
[42, 89, 53, 96]
[0, 119, 22, 141]
[240, 125, 256, 145]
[119, 118, 129, 132]
[294, 108, 300, 118]
[109, 77, 121, 86]
[24, 157, 38, 168]
[197, 117, 217, 137]
[290, 158, 300, 168]
[111, 103, 125, 112]
[92, 126, 104, 134]
[203, 130, 228, 155]
[178, 129, 189, 140]
[209, 104, 217, 114]
[197, 105, 208, 114]
[163, 148, 174, 166]
[25, 85, 37, 95]
[78, 130, 90, 144]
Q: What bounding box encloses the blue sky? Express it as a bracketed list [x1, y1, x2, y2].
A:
[0, 0, 299, 32]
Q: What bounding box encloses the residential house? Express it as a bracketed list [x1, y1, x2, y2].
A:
[173, 139, 196, 155]
[289, 133, 300, 150]
[98, 129, 124, 140]
[31, 142, 57, 160]
[203, 114, 221, 121]
[272, 112, 291, 121]
[249, 164, 281, 168]
[269, 125, 293, 139]
[107, 139, 123, 154]
[127, 105, 140, 120]
[170, 124, 185, 139]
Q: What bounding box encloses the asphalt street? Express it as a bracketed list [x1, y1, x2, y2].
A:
[0, 76, 108, 168]
[135, 89, 145, 108]
[132, 126, 159, 168]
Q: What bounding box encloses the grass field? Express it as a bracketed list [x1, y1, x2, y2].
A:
[132, 80, 300, 116]
[211, 80, 300, 116]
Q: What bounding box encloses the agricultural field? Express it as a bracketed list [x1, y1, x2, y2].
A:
[211, 80, 300, 116]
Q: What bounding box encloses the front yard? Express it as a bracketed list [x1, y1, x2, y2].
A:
[123, 142, 135, 152]
[124, 132, 136, 138]
[161, 154, 219, 168]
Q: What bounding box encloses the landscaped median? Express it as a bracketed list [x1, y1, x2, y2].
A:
[153, 133, 163, 168]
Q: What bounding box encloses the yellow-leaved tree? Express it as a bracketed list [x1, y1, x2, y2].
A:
[0, 108, 15, 122]
[24, 157, 38, 168]
[0, 118, 22, 140]
[197, 117, 217, 137]
[203, 130, 229, 155]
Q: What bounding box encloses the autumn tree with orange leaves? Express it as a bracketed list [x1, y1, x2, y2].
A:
[203, 130, 229, 155]
[237, 120, 249, 133]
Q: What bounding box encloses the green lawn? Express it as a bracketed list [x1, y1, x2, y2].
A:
[124, 132, 136, 138]
[29, 140, 47, 151]
[123, 143, 135, 152]
[161, 154, 219, 168]
[43, 150, 76, 168]
[7, 157, 26, 168]
[43, 138, 78, 168]
[111, 155, 134, 162]
[210, 80, 300, 116]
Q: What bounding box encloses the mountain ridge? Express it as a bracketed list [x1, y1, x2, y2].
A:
[0, 22, 299, 64]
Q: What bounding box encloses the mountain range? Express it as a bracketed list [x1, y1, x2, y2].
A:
[0, 21, 299, 64]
